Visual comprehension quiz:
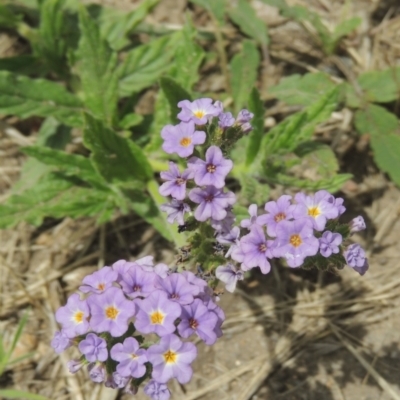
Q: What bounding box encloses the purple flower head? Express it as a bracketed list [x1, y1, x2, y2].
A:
[144, 380, 171, 400]
[153, 263, 170, 279]
[188, 146, 233, 189]
[178, 299, 218, 345]
[236, 109, 254, 124]
[119, 265, 156, 298]
[293, 190, 339, 231]
[241, 122, 253, 134]
[189, 186, 236, 222]
[218, 112, 235, 128]
[78, 333, 108, 362]
[110, 337, 147, 378]
[155, 273, 200, 305]
[335, 197, 346, 215]
[87, 287, 135, 337]
[216, 226, 240, 257]
[349, 216, 366, 234]
[211, 208, 236, 233]
[177, 98, 220, 125]
[67, 359, 85, 374]
[241, 204, 260, 229]
[112, 259, 137, 283]
[135, 290, 181, 336]
[273, 219, 319, 267]
[201, 297, 225, 338]
[110, 372, 129, 389]
[51, 330, 72, 354]
[136, 255, 154, 271]
[215, 264, 244, 293]
[147, 334, 197, 384]
[159, 162, 193, 200]
[79, 266, 117, 294]
[181, 270, 208, 291]
[160, 200, 190, 225]
[239, 225, 274, 274]
[344, 244, 369, 275]
[161, 121, 205, 158]
[55, 293, 90, 338]
[88, 362, 106, 383]
[319, 231, 342, 258]
[257, 195, 295, 237]
[214, 100, 224, 114]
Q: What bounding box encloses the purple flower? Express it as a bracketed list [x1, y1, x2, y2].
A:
[135, 291, 181, 336]
[201, 297, 225, 338]
[159, 162, 193, 200]
[161, 121, 206, 157]
[155, 273, 200, 305]
[79, 266, 117, 294]
[181, 271, 208, 291]
[349, 216, 366, 234]
[51, 331, 72, 354]
[67, 359, 85, 374]
[293, 190, 339, 231]
[218, 112, 235, 128]
[88, 363, 106, 383]
[78, 333, 108, 362]
[55, 293, 90, 338]
[177, 98, 220, 125]
[144, 380, 171, 400]
[136, 255, 154, 270]
[160, 200, 190, 225]
[111, 372, 129, 389]
[239, 225, 274, 274]
[119, 265, 156, 298]
[110, 337, 147, 378]
[211, 208, 236, 233]
[112, 259, 137, 283]
[319, 231, 342, 257]
[87, 287, 135, 337]
[236, 109, 254, 124]
[154, 263, 170, 279]
[188, 146, 233, 189]
[241, 204, 260, 229]
[335, 197, 346, 215]
[214, 100, 224, 114]
[344, 244, 369, 275]
[178, 299, 218, 345]
[257, 195, 295, 237]
[215, 264, 244, 293]
[189, 186, 236, 222]
[273, 220, 319, 267]
[147, 334, 197, 384]
[216, 226, 240, 257]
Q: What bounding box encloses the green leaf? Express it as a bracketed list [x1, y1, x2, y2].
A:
[83, 113, 153, 184]
[0, 71, 84, 126]
[230, 40, 259, 113]
[228, 0, 269, 47]
[356, 67, 400, 103]
[0, 4, 22, 29]
[118, 34, 179, 97]
[0, 56, 45, 76]
[0, 389, 50, 400]
[237, 173, 270, 206]
[97, 0, 159, 50]
[168, 19, 205, 91]
[268, 72, 337, 106]
[119, 113, 144, 129]
[21, 147, 106, 189]
[332, 17, 361, 42]
[245, 88, 264, 166]
[189, 0, 226, 24]
[159, 77, 192, 123]
[34, 0, 68, 76]
[354, 104, 400, 187]
[77, 6, 119, 126]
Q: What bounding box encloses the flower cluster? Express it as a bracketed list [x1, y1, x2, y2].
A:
[51, 257, 224, 399]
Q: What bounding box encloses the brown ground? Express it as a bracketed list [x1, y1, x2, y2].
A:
[1, 0, 400, 399]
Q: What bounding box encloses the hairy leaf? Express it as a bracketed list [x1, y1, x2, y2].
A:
[230, 40, 259, 113]
[83, 113, 153, 184]
[0, 55, 45, 76]
[0, 71, 83, 126]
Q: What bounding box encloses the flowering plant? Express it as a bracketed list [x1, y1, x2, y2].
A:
[52, 98, 368, 399]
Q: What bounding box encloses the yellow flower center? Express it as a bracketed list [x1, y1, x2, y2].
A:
[150, 310, 165, 325]
[163, 350, 177, 364]
[194, 110, 205, 119]
[274, 212, 286, 222]
[289, 234, 302, 248]
[206, 164, 216, 173]
[308, 207, 320, 218]
[105, 306, 119, 320]
[130, 353, 138, 359]
[180, 137, 192, 147]
[97, 283, 105, 291]
[73, 311, 84, 323]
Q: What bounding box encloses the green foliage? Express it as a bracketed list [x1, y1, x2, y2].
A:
[268, 72, 337, 106]
[77, 6, 120, 126]
[228, 0, 269, 48]
[230, 40, 259, 113]
[0, 71, 83, 126]
[0, 389, 50, 400]
[189, 0, 226, 24]
[355, 105, 400, 187]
